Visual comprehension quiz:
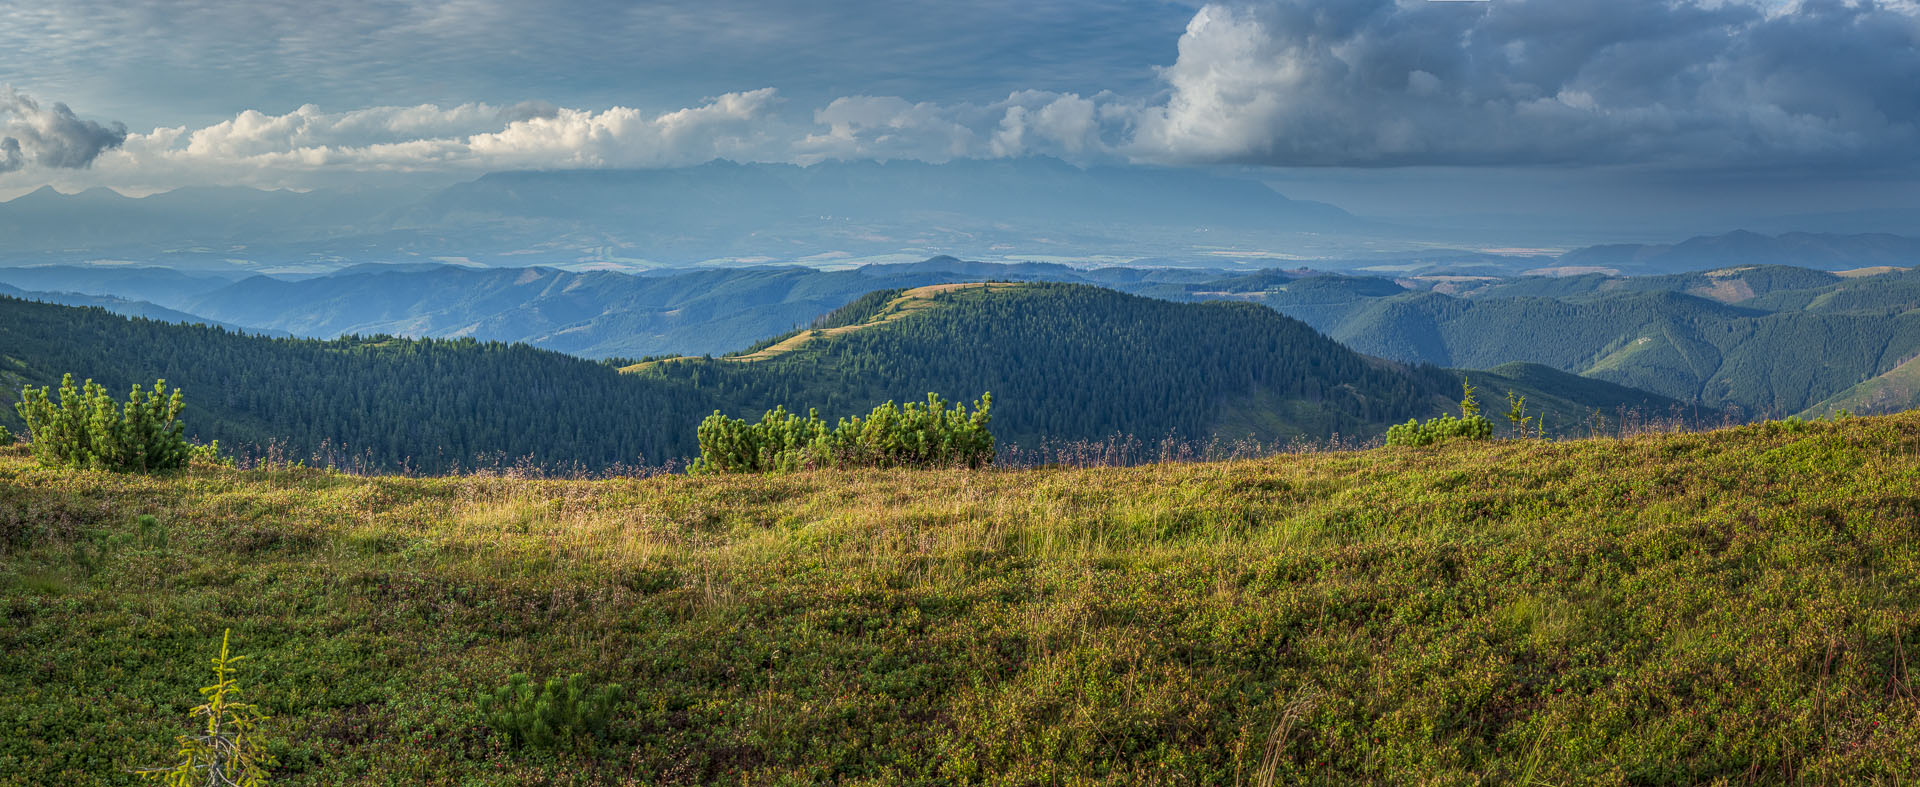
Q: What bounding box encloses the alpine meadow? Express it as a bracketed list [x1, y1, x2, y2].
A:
[4, 0, 1920, 784]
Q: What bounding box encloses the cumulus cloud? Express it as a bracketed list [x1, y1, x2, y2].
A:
[1127, 0, 1920, 168]
[6, 0, 1919, 192]
[793, 90, 1132, 163]
[0, 86, 128, 172]
[64, 90, 791, 191]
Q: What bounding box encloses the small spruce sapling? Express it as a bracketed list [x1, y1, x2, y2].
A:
[1504, 390, 1533, 439]
[139, 629, 273, 786]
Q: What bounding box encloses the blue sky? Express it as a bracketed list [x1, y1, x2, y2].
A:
[0, 0, 1915, 226]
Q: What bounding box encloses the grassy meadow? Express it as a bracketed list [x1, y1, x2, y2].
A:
[3, 414, 1920, 784]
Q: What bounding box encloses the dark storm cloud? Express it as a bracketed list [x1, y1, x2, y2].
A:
[0, 87, 128, 172]
[1132, 0, 1920, 169]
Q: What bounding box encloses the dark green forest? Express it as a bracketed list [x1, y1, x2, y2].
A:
[0, 297, 715, 472]
[643, 283, 1605, 448]
[2, 285, 1697, 472]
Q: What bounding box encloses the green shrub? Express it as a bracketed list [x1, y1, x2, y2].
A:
[689, 392, 994, 474]
[1386, 379, 1495, 447]
[0, 424, 11, 444]
[1385, 413, 1495, 447]
[14, 374, 191, 472]
[477, 673, 623, 749]
[134, 513, 170, 550]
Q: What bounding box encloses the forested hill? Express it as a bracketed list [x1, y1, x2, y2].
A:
[0, 296, 716, 472]
[2, 287, 1695, 471]
[1172, 263, 1920, 418]
[632, 283, 1693, 449]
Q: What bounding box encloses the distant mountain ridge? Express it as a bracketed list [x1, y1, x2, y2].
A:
[1557, 230, 1920, 274]
[0, 158, 1359, 268]
[157, 257, 1234, 359]
[14, 254, 1920, 419]
[0, 282, 270, 335]
[1185, 263, 1920, 416]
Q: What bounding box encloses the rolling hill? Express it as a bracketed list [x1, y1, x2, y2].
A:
[1178, 265, 1920, 417]
[1, 284, 1692, 471]
[630, 282, 1698, 449]
[4, 407, 1916, 783]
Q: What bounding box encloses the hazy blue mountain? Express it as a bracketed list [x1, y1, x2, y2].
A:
[0, 159, 1368, 268]
[0, 282, 276, 334]
[174, 257, 1238, 359]
[388, 158, 1363, 265]
[406, 158, 1354, 233]
[1557, 231, 1920, 274]
[0, 157, 1367, 266]
[0, 264, 242, 309]
[0, 185, 414, 253]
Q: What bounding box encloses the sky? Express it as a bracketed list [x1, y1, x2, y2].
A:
[0, 0, 1916, 227]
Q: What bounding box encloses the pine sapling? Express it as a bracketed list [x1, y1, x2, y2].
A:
[139, 629, 274, 786]
[1504, 390, 1533, 439]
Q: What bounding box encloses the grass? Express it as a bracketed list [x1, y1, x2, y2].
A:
[2, 413, 1919, 784]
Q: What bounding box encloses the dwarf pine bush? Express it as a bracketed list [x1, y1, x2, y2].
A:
[15, 374, 191, 472]
[477, 673, 623, 749]
[1386, 379, 1494, 447]
[689, 392, 993, 474]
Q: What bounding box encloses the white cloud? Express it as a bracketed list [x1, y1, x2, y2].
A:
[1125, 0, 1920, 168]
[29, 90, 791, 191]
[3, 0, 1917, 194]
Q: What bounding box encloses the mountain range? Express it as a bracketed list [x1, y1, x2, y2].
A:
[0, 282, 1693, 471]
[3, 253, 1918, 419]
[0, 158, 1363, 269]
[9, 157, 1918, 273]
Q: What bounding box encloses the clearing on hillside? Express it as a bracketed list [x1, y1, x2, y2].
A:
[620, 282, 1023, 371]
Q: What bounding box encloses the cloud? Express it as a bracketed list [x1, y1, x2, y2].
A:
[50, 90, 791, 191]
[5, 0, 1918, 193]
[0, 86, 128, 172]
[793, 90, 1132, 163]
[1126, 0, 1920, 168]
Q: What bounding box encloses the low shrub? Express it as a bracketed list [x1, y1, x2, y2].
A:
[15, 373, 191, 472]
[478, 673, 623, 749]
[1385, 413, 1495, 447]
[689, 392, 993, 474]
[1386, 379, 1495, 447]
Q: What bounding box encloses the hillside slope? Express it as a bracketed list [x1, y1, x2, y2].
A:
[635, 282, 1698, 448]
[0, 296, 715, 472]
[2, 414, 1917, 783]
[1800, 352, 1920, 418]
[0, 289, 1698, 471]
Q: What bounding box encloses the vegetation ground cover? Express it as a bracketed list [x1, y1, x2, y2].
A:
[2, 414, 1918, 784]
